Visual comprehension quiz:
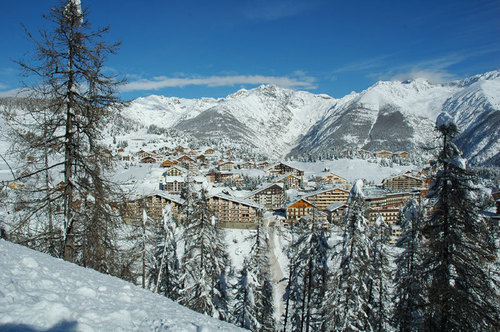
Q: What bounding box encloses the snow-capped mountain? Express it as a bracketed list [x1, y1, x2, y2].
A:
[121, 71, 500, 166]
[124, 85, 336, 156]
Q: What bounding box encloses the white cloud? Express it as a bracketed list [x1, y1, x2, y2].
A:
[121, 74, 317, 92]
[0, 88, 24, 97]
[0, 83, 8, 90]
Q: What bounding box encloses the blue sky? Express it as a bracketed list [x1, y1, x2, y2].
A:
[1, 0, 499, 100]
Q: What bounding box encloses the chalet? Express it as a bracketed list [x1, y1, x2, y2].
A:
[303, 188, 350, 210]
[196, 155, 207, 163]
[163, 176, 185, 194]
[138, 150, 156, 159]
[205, 148, 215, 155]
[257, 162, 270, 169]
[276, 174, 302, 189]
[162, 165, 187, 177]
[286, 199, 319, 222]
[218, 161, 235, 172]
[207, 193, 262, 224]
[175, 145, 189, 153]
[120, 155, 132, 161]
[140, 156, 157, 163]
[325, 202, 347, 224]
[177, 155, 195, 164]
[205, 170, 233, 183]
[265, 162, 304, 177]
[246, 183, 285, 210]
[397, 151, 410, 159]
[357, 149, 372, 158]
[319, 172, 348, 186]
[161, 159, 179, 168]
[377, 151, 393, 159]
[238, 162, 255, 170]
[121, 193, 185, 223]
[382, 174, 425, 191]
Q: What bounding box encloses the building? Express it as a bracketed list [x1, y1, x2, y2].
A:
[207, 193, 262, 224]
[382, 173, 425, 191]
[163, 176, 185, 194]
[162, 165, 187, 177]
[121, 193, 185, 223]
[303, 188, 350, 210]
[238, 162, 255, 170]
[140, 156, 157, 163]
[366, 208, 400, 226]
[218, 161, 235, 172]
[246, 183, 285, 210]
[265, 162, 304, 177]
[319, 172, 348, 186]
[276, 174, 302, 189]
[161, 159, 179, 168]
[377, 151, 393, 159]
[325, 202, 347, 224]
[286, 199, 319, 222]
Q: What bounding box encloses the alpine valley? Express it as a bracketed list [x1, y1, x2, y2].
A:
[122, 70, 500, 166]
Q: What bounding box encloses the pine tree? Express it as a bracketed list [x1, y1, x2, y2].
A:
[178, 188, 230, 320]
[248, 218, 276, 331]
[420, 112, 499, 330]
[323, 179, 374, 331]
[3, 0, 124, 272]
[283, 216, 330, 331]
[367, 215, 392, 331]
[148, 205, 180, 300]
[233, 259, 259, 330]
[392, 198, 426, 332]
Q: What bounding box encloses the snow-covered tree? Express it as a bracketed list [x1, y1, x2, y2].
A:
[367, 215, 392, 331]
[283, 216, 331, 331]
[3, 0, 124, 272]
[392, 198, 426, 332]
[233, 260, 259, 330]
[323, 179, 374, 331]
[148, 205, 180, 300]
[178, 188, 230, 320]
[420, 112, 499, 330]
[244, 218, 275, 331]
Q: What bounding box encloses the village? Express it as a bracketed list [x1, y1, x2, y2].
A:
[115, 144, 446, 245]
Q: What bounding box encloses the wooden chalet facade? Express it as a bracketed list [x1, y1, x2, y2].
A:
[382, 173, 425, 190]
[239, 162, 255, 170]
[303, 188, 350, 210]
[141, 156, 157, 163]
[265, 162, 304, 177]
[218, 161, 235, 172]
[319, 172, 349, 186]
[207, 194, 262, 224]
[377, 151, 393, 159]
[276, 174, 302, 189]
[246, 183, 285, 210]
[286, 199, 318, 222]
[161, 159, 179, 168]
[162, 166, 187, 177]
[121, 193, 184, 223]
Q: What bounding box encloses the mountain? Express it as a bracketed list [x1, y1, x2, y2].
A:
[121, 71, 500, 166]
[0, 239, 244, 331]
[124, 84, 336, 156]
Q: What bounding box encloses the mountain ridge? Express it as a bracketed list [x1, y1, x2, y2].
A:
[121, 71, 500, 165]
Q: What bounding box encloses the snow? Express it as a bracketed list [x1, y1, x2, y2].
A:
[436, 111, 456, 130]
[0, 239, 245, 331]
[349, 179, 365, 200]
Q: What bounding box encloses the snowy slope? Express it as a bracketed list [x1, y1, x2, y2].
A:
[0, 240, 245, 332]
[443, 71, 500, 165]
[289, 71, 500, 165]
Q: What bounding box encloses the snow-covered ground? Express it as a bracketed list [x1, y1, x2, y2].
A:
[0, 239, 245, 332]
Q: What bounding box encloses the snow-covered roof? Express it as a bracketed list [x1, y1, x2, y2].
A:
[209, 193, 264, 209]
[245, 182, 284, 198]
[325, 202, 347, 212]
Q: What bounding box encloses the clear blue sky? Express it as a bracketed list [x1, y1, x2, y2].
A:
[1, 0, 499, 100]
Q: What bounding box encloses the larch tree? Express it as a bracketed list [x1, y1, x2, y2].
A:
[420, 112, 499, 331]
[3, 0, 125, 272]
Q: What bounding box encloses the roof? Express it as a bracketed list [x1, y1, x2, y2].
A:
[246, 182, 284, 199]
[325, 202, 347, 212]
[209, 193, 264, 209]
[285, 198, 317, 209]
[303, 187, 350, 198]
[382, 173, 423, 183]
[264, 162, 303, 173]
